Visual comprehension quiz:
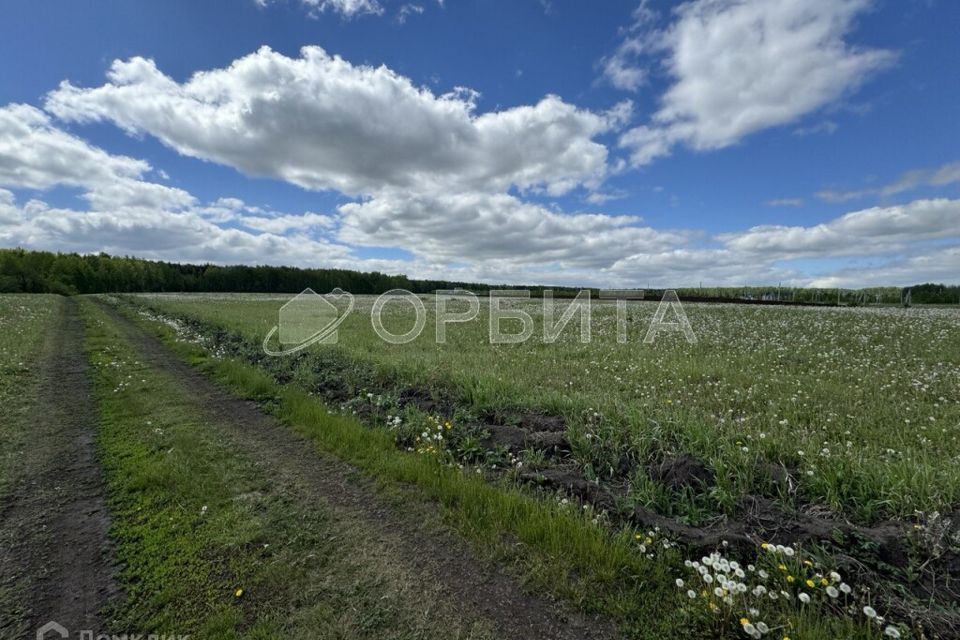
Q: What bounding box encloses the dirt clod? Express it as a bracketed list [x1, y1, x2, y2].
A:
[484, 425, 570, 456]
[648, 454, 715, 490]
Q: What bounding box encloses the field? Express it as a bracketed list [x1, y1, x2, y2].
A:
[2, 291, 959, 640]
[120, 292, 960, 638]
[135, 293, 960, 523]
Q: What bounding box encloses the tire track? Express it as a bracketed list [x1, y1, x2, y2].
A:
[96, 300, 617, 640]
[0, 297, 117, 638]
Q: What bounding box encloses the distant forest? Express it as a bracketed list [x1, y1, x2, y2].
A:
[1, 248, 958, 304]
[0, 248, 496, 296]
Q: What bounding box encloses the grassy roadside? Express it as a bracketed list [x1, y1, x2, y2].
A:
[106, 297, 902, 640]
[0, 295, 60, 496]
[79, 298, 499, 639]
[0, 294, 61, 634]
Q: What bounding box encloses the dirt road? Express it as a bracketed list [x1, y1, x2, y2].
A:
[97, 300, 616, 640]
[0, 297, 117, 638]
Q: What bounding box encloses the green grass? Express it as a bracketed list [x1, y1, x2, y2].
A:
[0, 294, 60, 495]
[80, 299, 503, 639]
[134, 293, 960, 526]
[110, 295, 911, 639]
[0, 294, 61, 633]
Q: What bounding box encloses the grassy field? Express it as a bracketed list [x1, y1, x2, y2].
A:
[1, 290, 954, 637]
[135, 293, 960, 524]
[119, 291, 960, 639]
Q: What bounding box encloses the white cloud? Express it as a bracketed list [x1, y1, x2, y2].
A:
[337, 189, 687, 268]
[600, 2, 660, 91]
[608, 247, 796, 288]
[41, 47, 681, 276]
[808, 246, 960, 288]
[305, 0, 384, 17]
[396, 3, 424, 23]
[0, 103, 196, 211]
[0, 103, 374, 269]
[240, 212, 336, 234]
[0, 190, 355, 266]
[720, 198, 960, 257]
[818, 160, 960, 202]
[815, 188, 872, 204]
[766, 198, 804, 207]
[793, 120, 838, 136]
[256, 0, 384, 18]
[614, 0, 894, 165]
[602, 199, 960, 287]
[1, 43, 951, 288]
[0, 103, 146, 190]
[585, 189, 628, 205]
[601, 38, 649, 92]
[46, 46, 616, 198]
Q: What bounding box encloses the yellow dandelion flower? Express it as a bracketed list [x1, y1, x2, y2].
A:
[786, 575, 795, 583]
[235, 588, 244, 598]
[740, 618, 750, 626]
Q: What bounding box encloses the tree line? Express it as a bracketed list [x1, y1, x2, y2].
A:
[0, 248, 502, 295]
[0, 248, 956, 304]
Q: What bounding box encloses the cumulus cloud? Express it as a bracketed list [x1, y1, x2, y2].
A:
[601, 38, 649, 92]
[46, 46, 616, 197]
[0, 103, 371, 269]
[720, 199, 960, 257]
[808, 246, 960, 288]
[338, 189, 687, 268]
[4, 200, 356, 267]
[600, 2, 660, 91]
[600, 199, 960, 287]
[0, 103, 196, 212]
[607, 247, 798, 288]
[613, 0, 894, 165]
[40, 47, 692, 277]
[2, 42, 952, 288]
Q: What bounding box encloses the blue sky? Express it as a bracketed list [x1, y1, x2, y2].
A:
[0, 0, 958, 287]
